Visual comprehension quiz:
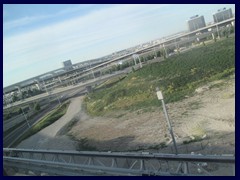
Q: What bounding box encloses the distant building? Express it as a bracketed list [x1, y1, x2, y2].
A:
[213, 8, 233, 23]
[62, 60, 73, 71]
[187, 15, 206, 32]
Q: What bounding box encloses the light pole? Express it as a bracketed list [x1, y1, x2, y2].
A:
[41, 78, 52, 103]
[156, 87, 178, 154]
[21, 107, 30, 128]
[91, 70, 96, 79]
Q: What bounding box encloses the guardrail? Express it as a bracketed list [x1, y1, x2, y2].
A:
[3, 148, 235, 176]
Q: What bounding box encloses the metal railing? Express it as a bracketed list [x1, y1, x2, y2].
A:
[3, 148, 235, 176]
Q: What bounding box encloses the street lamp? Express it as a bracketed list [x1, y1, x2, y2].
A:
[156, 87, 178, 154]
[21, 107, 30, 128]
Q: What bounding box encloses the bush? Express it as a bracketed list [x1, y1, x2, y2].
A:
[34, 103, 41, 111]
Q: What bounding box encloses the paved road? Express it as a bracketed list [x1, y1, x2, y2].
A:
[3, 85, 88, 148]
[4, 71, 125, 110]
[3, 102, 59, 148]
[17, 96, 84, 150]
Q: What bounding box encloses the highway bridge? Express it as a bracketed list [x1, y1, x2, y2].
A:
[3, 71, 125, 110]
[3, 17, 234, 96]
[3, 148, 235, 176]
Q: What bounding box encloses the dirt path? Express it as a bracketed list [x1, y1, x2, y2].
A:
[69, 76, 235, 153]
[17, 96, 83, 150]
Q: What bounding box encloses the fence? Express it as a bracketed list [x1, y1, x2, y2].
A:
[3, 148, 235, 176]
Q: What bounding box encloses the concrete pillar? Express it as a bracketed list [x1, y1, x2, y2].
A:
[14, 85, 22, 99]
[35, 78, 43, 90]
[133, 54, 142, 68]
[133, 58, 137, 65]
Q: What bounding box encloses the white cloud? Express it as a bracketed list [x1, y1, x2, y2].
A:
[3, 15, 47, 30]
[3, 4, 99, 31]
[3, 4, 172, 86]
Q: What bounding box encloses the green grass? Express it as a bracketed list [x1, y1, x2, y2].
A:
[15, 101, 70, 145]
[188, 101, 202, 110]
[84, 37, 235, 116]
[94, 75, 126, 90]
[183, 136, 203, 144]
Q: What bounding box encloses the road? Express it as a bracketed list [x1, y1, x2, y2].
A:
[4, 71, 125, 110]
[3, 102, 60, 148]
[17, 96, 84, 150]
[3, 104, 50, 132]
[3, 84, 92, 148]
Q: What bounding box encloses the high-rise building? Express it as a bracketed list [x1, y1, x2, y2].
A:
[62, 60, 73, 71]
[213, 8, 233, 23]
[187, 15, 206, 32]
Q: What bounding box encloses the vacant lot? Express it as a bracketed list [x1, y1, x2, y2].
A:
[84, 37, 235, 116]
[69, 37, 235, 153]
[69, 76, 235, 153]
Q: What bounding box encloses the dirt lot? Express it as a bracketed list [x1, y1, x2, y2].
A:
[17, 75, 235, 156]
[69, 76, 235, 154]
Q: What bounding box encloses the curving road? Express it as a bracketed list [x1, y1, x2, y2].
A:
[17, 96, 84, 150]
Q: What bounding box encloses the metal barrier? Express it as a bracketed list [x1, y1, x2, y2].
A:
[3, 148, 235, 176]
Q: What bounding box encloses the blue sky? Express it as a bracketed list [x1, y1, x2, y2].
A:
[3, 4, 235, 87]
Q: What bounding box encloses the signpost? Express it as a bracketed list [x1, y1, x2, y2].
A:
[156, 87, 178, 155]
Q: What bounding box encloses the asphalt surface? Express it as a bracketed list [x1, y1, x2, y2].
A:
[3, 102, 59, 148]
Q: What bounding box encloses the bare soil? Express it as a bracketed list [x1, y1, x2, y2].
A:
[69, 76, 235, 154]
[16, 76, 235, 156]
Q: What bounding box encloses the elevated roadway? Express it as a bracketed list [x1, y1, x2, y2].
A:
[4, 71, 125, 110]
[3, 17, 234, 95]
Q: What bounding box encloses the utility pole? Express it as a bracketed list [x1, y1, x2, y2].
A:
[156, 87, 178, 155]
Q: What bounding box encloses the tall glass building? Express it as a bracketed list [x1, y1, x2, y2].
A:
[187, 15, 206, 32]
[213, 8, 233, 23]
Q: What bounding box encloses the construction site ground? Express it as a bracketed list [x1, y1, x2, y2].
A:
[18, 75, 235, 155]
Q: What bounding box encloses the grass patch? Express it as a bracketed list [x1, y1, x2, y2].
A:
[115, 114, 125, 118]
[84, 37, 235, 116]
[188, 101, 202, 110]
[149, 142, 167, 150]
[68, 136, 98, 151]
[15, 101, 70, 145]
[183, 136, 203, 144]
[94, 75, 126, 90]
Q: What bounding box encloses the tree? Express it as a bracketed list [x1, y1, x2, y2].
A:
[34, 103, 41, 111]
[12, 94, 18, 102]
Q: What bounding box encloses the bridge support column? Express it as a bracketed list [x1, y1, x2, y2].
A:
[34, 79, 43, 91]
[132, 54, 142, 68]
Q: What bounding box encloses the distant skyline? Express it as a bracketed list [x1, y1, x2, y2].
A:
[3, 4, 235, 87]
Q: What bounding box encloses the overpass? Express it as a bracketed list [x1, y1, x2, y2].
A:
[3, 71, 125, 110]
[3, 17, 234, 96]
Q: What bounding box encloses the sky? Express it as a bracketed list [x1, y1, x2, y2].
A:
[3, 4, 235, 87]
